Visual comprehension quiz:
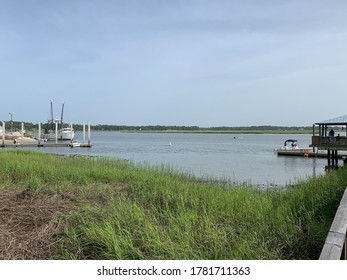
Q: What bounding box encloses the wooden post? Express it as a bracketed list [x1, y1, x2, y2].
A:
[328, 150, 331, 166]
[38, 122, 41, 144]
[88, 122, 91, 146]
[2, 121, 4, 145]
[55, 122, 58, 144]
[70, 123, 73, 143]
[319, 188, 347, 260]
[83, 123, 86, 143]
[21, 122, 24, 144]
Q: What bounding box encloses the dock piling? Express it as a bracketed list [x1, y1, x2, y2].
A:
[88, 122, 91, 146]
[83, 123, 86, 143]
[55, 122, 58, 144]
[326, 149, 339, 170]
[1, 121, 5, 146]
[70, 122, 73, 144]
[38, 122, 41, 144]
[21, 122, 24, 144]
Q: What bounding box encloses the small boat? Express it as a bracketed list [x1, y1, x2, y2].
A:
[283, 139, 300, 150]
[276, 139, 347, 158]
[69, 140, 80, 148]
[276, 139, 313, 156]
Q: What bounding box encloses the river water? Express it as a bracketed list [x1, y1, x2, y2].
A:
[25, 132, 329, 187]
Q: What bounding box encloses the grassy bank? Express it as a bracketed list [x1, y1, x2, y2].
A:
[0, 150, 346, 260]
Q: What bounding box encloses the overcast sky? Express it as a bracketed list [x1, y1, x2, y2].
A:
[1, 0, 346, 126]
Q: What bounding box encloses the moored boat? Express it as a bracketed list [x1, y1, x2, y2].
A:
[43, 127, 75, 141]
[69, 140, 81, 148]
[42, 100, 75, 141]
[276, 139, 347, 158]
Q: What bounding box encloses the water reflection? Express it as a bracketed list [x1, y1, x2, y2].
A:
[280, 156, 322, 184]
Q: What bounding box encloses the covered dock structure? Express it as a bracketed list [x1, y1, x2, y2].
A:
[311, 115, 347, 168]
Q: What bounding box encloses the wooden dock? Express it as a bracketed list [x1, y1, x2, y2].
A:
[1, 142, 92, 148]
[276, 149, 347, 158]
[1, 122, 92, 149]
[319, 187, 347, 260]
[38, 142, 92, 148]
[311, 116, 347, 168]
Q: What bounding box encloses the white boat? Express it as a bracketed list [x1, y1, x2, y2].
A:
[276, 139, 312, 156]
[69, 140, 80, 148]
[43, 100, 75, 141]
[44, 127, 75, 141]
[276, 139, 347, 158]
[61, 127, 75, 140]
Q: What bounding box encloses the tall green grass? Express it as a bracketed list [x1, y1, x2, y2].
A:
[0, 150, 345, 259]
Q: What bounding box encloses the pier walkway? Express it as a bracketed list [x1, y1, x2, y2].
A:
[319, 187, 347, 260]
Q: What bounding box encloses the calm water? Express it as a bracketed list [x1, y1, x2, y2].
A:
[26, 132, 328, 187]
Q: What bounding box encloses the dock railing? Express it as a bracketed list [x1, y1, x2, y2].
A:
[312, 135, 347, 149]
[319, 187, 347, 260]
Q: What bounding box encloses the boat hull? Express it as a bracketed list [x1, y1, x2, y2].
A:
[43, 128, 75, 141]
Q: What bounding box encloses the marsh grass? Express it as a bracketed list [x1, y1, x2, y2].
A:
[0, 150, 346, 259]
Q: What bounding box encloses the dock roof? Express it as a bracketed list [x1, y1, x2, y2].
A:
[316, 114, 347, 125]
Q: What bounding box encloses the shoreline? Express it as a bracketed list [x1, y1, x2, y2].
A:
[1, 137, 38, 146]
[116, 129, 313, 134]
[0, 150, 345, 260]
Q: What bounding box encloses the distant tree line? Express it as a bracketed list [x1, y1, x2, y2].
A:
[208, 125, 312, 131]
[82, 124, 313, 132]
[88, 125, 201, 131]
[1, 121, 312, 132]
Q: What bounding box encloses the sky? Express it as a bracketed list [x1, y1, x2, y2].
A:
[0, 0, 346, 127]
